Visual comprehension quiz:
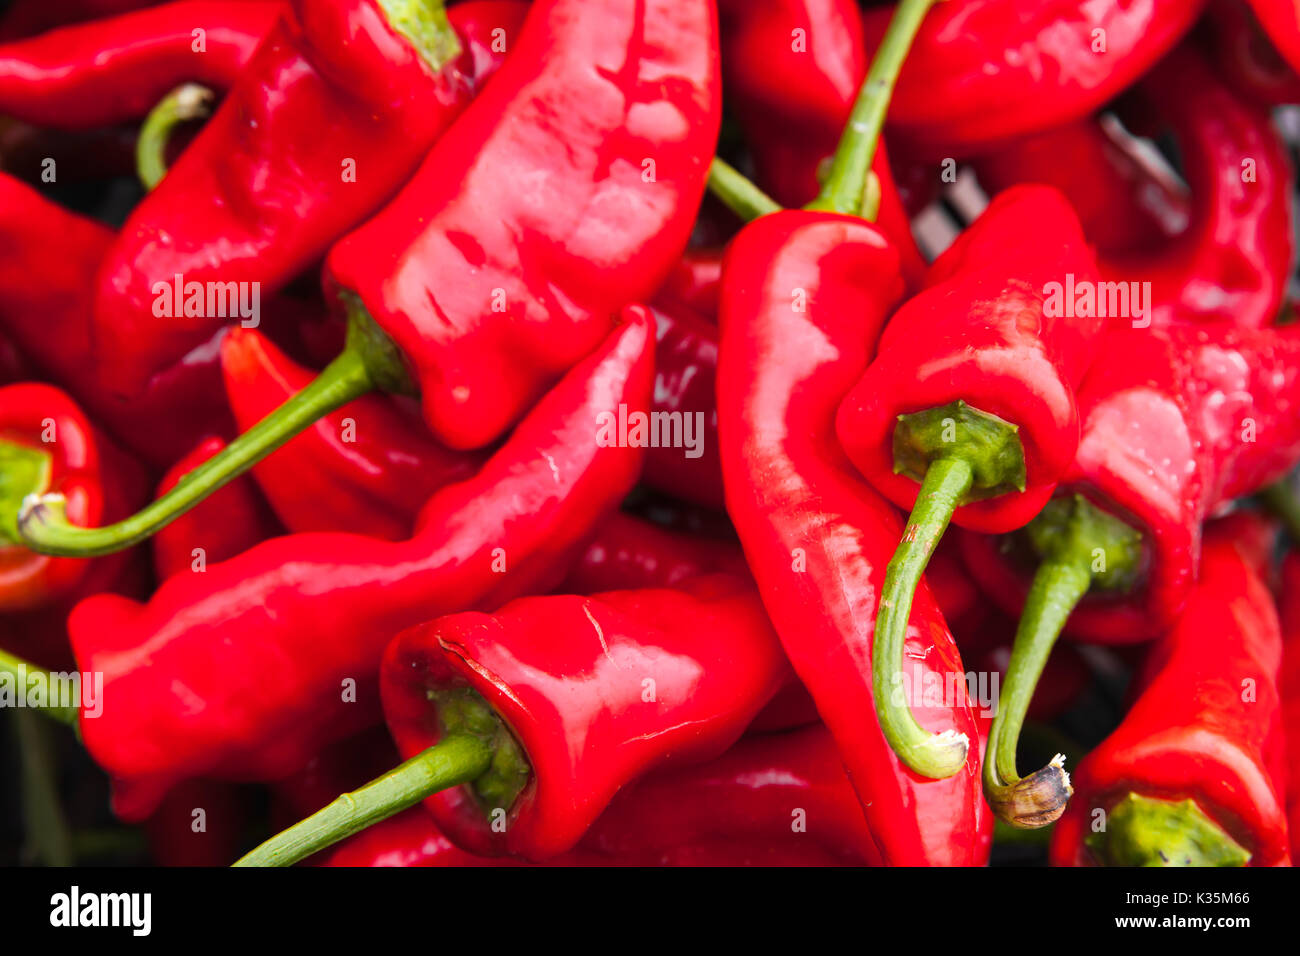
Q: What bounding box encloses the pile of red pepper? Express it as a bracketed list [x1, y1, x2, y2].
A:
[1, 0, 1299, 869]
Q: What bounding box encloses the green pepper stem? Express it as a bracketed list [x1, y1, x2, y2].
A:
[807, 0, 937, 218]
[136, 83, 214, 191]
[0, 438, 52, 545]
[1085, 793, 1251, 867]
[18, 347, 373, 558]
[15, 708, 75, 866]
[233, 734, 494, 867]
[0, 648, 80, 727]
[706, 157, 782, 222]
[379, 0, 460, 74]
[873, 457, 973, 779]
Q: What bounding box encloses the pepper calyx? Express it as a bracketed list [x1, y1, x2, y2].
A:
[987, 753, 1073, 830]
[1085, 793, 1251, 867]
[342, 293, 417, 396]
[432, 686, 532, 817]
[379, 0, 462, 75]
[0, 439, 53, 545]
[893, 400, 1026, 502]
[1021, 493, 1145, 593]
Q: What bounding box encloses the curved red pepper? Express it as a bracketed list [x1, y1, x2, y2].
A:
[837, 185, 1102, 535]
[560, 512, 746, 595]
[0, 1, 287, 128]
[93, 0, 524, 395]
[1279, 551, 1300, 860]
[1203, 0, 1300, 106]
[381, 574, 789, 860]
[1247, 0, 1300, 75]
[717, 0, 925, 286]
[67, 310, 652, 821]
[0, 172, 234, 466]
[976, 44, 1295, 330]
[220, 328, 483, 540]
[325, 0, 721, 451]
[717, 211, 988, 864]
[963, 322, 1300, 644]
[151, 435, 281, 580]
[1050, 522, 1290, 867]
[654, 248, 724, 319]
[861, 0, 1206, 157]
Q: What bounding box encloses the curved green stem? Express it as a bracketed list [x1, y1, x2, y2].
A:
[1086, 793, 1250, 867]
[806, 0, 937, 218]
[233, 734, 493, 867]
[984, 494, 1144, 828]
[873, 457, 973, 779]
[0, 439, 52, 544]
[136, 83, 214, 191]
[17, 306, 408, 558]
[0, 648, 80, 727]
[707, 157, 781, 222]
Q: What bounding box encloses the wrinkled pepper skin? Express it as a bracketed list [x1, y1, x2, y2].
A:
[67, 311, 653, 822]
[381, 574, 790, 860]
[837, 185, 1102, 534]
[151, 435, 281, 580]
[1050, 522, 1291, 867]
[325, 0, 721, 451]
[861, 0, 1206, 157]
[962, 323, 1300, 642]
[1280, 552, 1300, 860]
[716, 0, 925, 286]
[0, 172, 233, 466]
[220, 328, 483, 539]
[643, 303, 725, 509]
[0, 1, 287, 128]
[93, 0, 526, 395]
[716, 211, 988, 865]
[975, 44, 1295, 330]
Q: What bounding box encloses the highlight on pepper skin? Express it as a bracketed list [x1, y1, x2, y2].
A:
[0, 0, 1298, 897]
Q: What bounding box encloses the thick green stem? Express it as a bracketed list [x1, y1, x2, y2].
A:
[136, 83, 214, 190]
[233, 734, 494, 867]
[0, 439, 51, 544]
[14, 708, 74, 866]
[379, 0, 460, 74]
[984, 494, 1144, 828]
[17, 306, 408, 558]
[806, 0, 937, 218]
[707, 157, 781, 222]
[1086, 793, 1251, 867]
[874, 458, 973, 779]
[0, 648, 79, 727]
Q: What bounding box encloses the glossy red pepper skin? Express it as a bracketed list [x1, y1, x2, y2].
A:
[654, 248, 724, 319]
[0, 1, 287, 128]
[0, 172, 234, 467]
[1050, 523, 1291, 867]
[837, 185, 1102, 533]
[976, 45, 1295, 330]
[560, 512, 746, 594]
[717, 0, 924, 286]
[962, 323, 1300, 643]
[1279, 552, 1300, 859]
[220, 328, 483, 540]
[642, 303, 725, 509]
[67, 311, 652, 822]
[862, 0, 1206, 158]
[717, 211, 988, 866]
[382, 573, 790, 860]
[325, 0, 721, 451]
[93, 0, 525, 395]
[1247, 0, 1300, 75]
[151, 435, 281, 580]
[1204, 0, 1300, 106]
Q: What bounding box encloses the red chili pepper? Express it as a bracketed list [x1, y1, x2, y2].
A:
[0, 172, 234, 467]
[1202, 0, 1300, 106]
[560, 512, 746, 595]
[1246, 0, 1300, 76]
[151, 436, 281, 580]
[861, 0, 1207, 157]
[372, 574, 789, 861]
[1279, 551, 1300, 860]
[0, 0, 171, 40]
[975, 44, 1295, 330]
[220, 328, 483, 539]
[17, 0, 716, 558]
[64, 311, 651, 822]
[0, 1, 286, 129]
[1050, 520, 1291, 867]
[963, 322, 1300, 827]
[92, 0, 525, 397]
[717, 0, 925, 286]
[654, 248, 724, 319]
